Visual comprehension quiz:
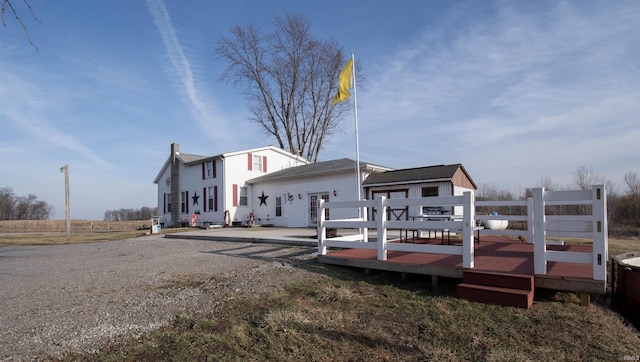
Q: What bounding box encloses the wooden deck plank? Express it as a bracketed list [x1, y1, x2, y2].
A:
[319, 237, 605, 293]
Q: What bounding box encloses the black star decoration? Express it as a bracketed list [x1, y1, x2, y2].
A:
[192, 191, 199, 205]
[258, 190, 268, 206]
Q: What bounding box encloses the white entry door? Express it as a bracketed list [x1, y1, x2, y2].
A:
[274, 195, 285, 226]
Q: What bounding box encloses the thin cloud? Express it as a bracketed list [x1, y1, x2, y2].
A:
[354, 1, 639, 190]
[146, 0, 232, 145]
[0, 70, 112, 167]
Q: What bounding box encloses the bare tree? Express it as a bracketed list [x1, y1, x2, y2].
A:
[624, 171, 640, 197]
[103, 207, 158, 221]
[0, 188, 53, 220]
[1, 0, 39, 50]
[0, 187, 16, 220]
[536, 176, 558, 191]
[574, 165, 607, 190]
[215, 14, 350, 162]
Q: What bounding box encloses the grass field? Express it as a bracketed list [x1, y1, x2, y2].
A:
[0, 220, 191, 245]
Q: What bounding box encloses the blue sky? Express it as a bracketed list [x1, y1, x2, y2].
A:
[1, 0, 638, 220]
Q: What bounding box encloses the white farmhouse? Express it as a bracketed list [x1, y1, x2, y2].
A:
[153, 143, 308, 227]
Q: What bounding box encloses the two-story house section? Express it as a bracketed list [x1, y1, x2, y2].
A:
[153, 143, 308, 227]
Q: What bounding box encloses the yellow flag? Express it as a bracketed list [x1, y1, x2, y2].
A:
[332, 58, 353, 105]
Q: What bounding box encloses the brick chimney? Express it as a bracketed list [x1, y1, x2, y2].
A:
[170, 143, 180, 227]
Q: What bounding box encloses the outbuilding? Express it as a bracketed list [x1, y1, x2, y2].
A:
[362, 164, 477, 219]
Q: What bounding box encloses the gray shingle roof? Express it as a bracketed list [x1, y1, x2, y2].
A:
[247, 158, 384, 184]
[177, 153, 208, 164]
[362, 164, 466, 185]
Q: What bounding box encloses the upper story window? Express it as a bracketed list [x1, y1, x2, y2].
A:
[253, 155, 262, 172]
[206, 161, 214, 178]
[203, 160, 215, 179]
[248, 153, 267, 172]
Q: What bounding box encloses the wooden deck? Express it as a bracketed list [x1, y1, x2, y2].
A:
[317, 235, 604, 294]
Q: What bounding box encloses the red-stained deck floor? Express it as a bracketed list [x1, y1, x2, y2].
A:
[318, 235, 604, 293]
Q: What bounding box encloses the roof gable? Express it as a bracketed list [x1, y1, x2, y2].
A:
[362, 163, 476, 189]
[153, 144, 308, 183]
[153, 152, 209, 184]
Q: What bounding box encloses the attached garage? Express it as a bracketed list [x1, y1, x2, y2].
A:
[247, 158, 392, 227]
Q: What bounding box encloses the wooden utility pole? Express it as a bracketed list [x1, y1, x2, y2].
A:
[60, 165, 70, 241]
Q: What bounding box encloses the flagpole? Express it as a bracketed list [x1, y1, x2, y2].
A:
[351, 53, 366, 240]
[351, 52, 362, 202]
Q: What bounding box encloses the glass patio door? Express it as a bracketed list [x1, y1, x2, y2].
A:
[308, 192, 329, 225]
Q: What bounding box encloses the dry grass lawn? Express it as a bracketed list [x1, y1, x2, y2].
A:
[59, 266, 640, 361]
[3, 221, 639, 360]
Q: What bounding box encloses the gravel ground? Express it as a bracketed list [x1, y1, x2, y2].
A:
[0, 235, 318, 360]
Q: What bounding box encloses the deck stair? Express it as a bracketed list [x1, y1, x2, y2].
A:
[457, 270, 534, 309]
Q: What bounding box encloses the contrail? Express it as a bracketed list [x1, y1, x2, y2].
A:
[146, 0, 230, 143]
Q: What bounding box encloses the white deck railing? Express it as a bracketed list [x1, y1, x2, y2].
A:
[532, 185, 608, 281]
[317, 185, 608, 281]
[318, 192, 476, 268]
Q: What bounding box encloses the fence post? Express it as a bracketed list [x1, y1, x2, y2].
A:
[527, 197, 534, 244]
[533, 187, 547, 275]
[361, 204, 368, 242]
[318, 199, 327, 256]
[462, 191, 474, 269]
[592, 184, 608, 281]
[376, 196, 387, 261]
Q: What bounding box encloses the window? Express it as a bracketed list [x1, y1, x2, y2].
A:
[208, 187, 214, 211]
[181, 191, 186, 213]
[239, 187, 248, 206]
[421, 186, 440, 215]
[422, 187, 438, 197]
[253, 155, 262, 172]
[205, 161, 215, 178]
[275, 196, 282, 217]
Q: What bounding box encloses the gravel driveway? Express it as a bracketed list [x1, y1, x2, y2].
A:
[0, 235, 318, 360]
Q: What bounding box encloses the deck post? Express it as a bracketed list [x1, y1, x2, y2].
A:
[462, 191, 474, 269]
[318, 199, 327, 256]
[533, 187, 547, 275]
[592, 184, 608, 281]
[527, 197, 534, 243]
[579, 292, 591, 307]
[376, 196, 387, 261]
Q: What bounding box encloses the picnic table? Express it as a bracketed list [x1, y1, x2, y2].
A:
[405, 215, 483, 244]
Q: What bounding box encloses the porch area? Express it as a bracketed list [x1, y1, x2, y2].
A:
[316, 185, 608, 307]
